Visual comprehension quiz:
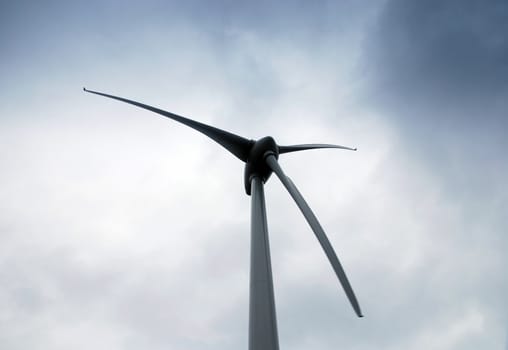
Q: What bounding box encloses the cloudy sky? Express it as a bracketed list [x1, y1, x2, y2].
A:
[1, 1, 507, 349]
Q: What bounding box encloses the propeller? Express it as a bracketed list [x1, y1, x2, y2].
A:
[265, 154, 363, 317]
[83, 87, 253, 162]
[279, 144, 357, 153]
[84, 87, 362, 317]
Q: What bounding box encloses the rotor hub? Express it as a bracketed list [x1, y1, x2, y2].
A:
[244, 136, 279, 195]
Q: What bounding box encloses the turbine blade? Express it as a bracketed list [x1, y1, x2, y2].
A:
[83, 87, 253, 162]
[279, 144, 357, 154]
[265, 155, 363, 317]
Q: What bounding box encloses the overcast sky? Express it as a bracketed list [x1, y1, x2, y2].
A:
[1, 1, 507, 349]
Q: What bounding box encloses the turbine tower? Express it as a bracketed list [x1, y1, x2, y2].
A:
[84, 88, 362, 350]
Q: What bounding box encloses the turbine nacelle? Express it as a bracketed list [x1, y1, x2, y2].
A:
[244, 136, 279, 195]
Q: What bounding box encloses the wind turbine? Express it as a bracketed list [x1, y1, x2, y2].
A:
[84, 87, 362, 350]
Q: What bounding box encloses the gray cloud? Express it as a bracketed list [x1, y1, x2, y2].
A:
[1, 0, 507, 349]
[360, 1, 508, 348]
[362, 0, 508, 204]
[365, 0, 508, 123]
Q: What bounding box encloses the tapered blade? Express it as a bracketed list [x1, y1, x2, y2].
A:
[279, 144, 357, 154]
[83, 88, 253, 162]
[265, 155, 363, 317]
